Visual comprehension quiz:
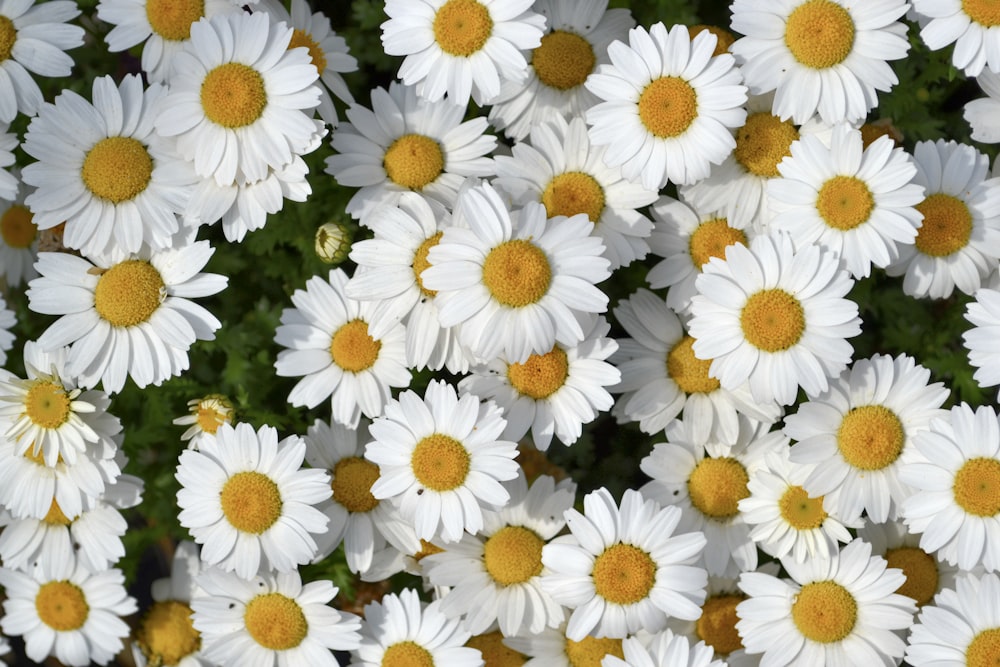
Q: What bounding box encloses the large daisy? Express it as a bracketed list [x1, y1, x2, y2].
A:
[912, 0, 1000, 76]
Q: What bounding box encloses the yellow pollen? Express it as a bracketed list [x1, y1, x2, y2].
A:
[383, 134, 445, 191]
[696, 594, 746, 656]
[792, 581, 857, 643]
[1, 204, 37, 248]
[592, 543, 656, 605]
[94, 260, 165, 328]
[220, 471, 283, 534]
[331, 456, 380, 513]
[688, 456, 750, 519]
[507, 346, 569, 400]
[433, 0, 493, 57]
[136, 600, 201, 666]
[914, 193, 973, 258]
[784, 0, 856, 69]
[779, 485, 827, 530]
[201, 63, 267, 128]
[81, 136, 153, 204]
[816, 175, 875, 231]
[411, 433, 470, 492]
[541, 172, 606, 222]
[467, 631, 527, 666]
[564, 636, 625, 667]
[953, 457, 1000, 517]
[414, 539, 443, 562]
[667, 335, 720, 394]
[244, 593, 308, 651]
[836, 405, 905, 471]
[414, 231, 444, 297]
[482, 239, 552, 307]
[964, 0, 1000, 27]
[532, 30, 596, 91]
[689, 25, 736, 57]
[885, 547, 938, 606]
[383, 641, 435, 667]
[146, 0, 204, 41]
[734, 112, 800, 178]
[483, 525, 545, 585]
[42, 498, 74, 526]
[25, 380, 72, 430]
[194, 395, 233, 435]
[689, 218, 747, 269]
[638, 76, 698, 139]
[967, 628, 1000, 667]
[35, 581, 89, 632]
[740, 288, 805, 352]
[0, 16, 16, 62]
[289, 28, 327, 75]
[330, 319, 381, 373]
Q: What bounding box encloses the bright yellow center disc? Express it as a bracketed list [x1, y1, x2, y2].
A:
[532, 30, 596, 91]
[740, 288, 805, 352]
[330, 319, 381, 373]
[734, 112, 800, 178]
[220, 471, 283, 534]
[816, 175, 875, 231]
[836, 405, 905, 471]
[592, 543, 656, 605]
[964, 0, 1000, 27]
[779, 485, 827, 530]
[667, 335, 720, 394]
[885, 546, 938, 606]
[638, 76, 698, 139]
[433, 0, 492, 57]
[482, 240, 552, 307]
[689, 24, 736, 57]
[244, 593, 308, 651]
[689, 218, 747, 269]
[688, 456, 750, 519]
[1, 204, 37, 248]
[483, 525, 545, 585]
[967, 628, 1000, 667]
[136, 600, 201, 666]
[146, 0, 204, 41]
[507, 346, 569, 399]
[332, 456, 381, 513]
[43, 498, 74, 526]
[413, 231, 444, 297]
[195, 396, 232, 435]
[791, 580, 857, 643]
[81, 136, 153, 204]
[564, 636, 624, 667]
[25, 380, 72, 430]
[383, 134, 445, 191]
[784, 0, 856, 69]
[289, 28, 327, 74]
[35, 581, 89, 632]
[696, 594, 745, 656]
[953, 457, 1000, 517]
[914, 193, 973, 258]
[201, 63, 267, 128]
[0, 16, 16, 62]
[94, 260, 165, 327]
[411, 433, 470, 492]
[541, 172, 606, 222]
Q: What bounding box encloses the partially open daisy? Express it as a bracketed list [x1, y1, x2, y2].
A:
[730, 0, 911, 124]
[906, 573, 1000, 665]
[912, 0, 1000, 76]
[0, 180, 39, 287]
[603, 631, 726, 667]
[172, 394, 234, 448]
[586, 22, 747, 189]
[965, 286, 1000, 397]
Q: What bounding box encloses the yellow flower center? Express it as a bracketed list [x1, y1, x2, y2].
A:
[541, 172, 606, 222]
[93, 260, 165, 328]
[220, 471, 283, 534]
[953, 457, 1000, 517]
[532, 30, 596, 91]
[592, 543, 656, 605]
[964, 0, 1000, 27]
[1, 204, 37, 248]
[81, 137, 154, 204]
[740, 288, 805, 352]
[507, 346, 569, 399]
[383, 134, 445, 191]
[689, 25, 736, 57]
[467, 631, 527, 666]
[413, 539, 444, 562]
[194, 396, 232, 435]
[244, 593, 308, 651]
[784, 0, 855, 69]
[482, 239, 552, 307]
[688, 456, 750, 519]
[136, 600, 201, 666]
[816, 175, 875, 231]
[201, 63, 267, 128]
[411, 433, 470, 492]
[734, 112, 800, 178]
[638, 76, 698, 139]
[330, 319, 381, 373]
[836, 405, 905, 470]
[331, 456, 381, 513]
[967, 628, 1000, 667]
[413, 231, 444, 298]
[483, 525, 545, 586]
[433, 0, 492, 57]
[696, 594, 746, 656]
[778, 485, 827, 530]
[860, 122, 900, 149]
[688, 218, 747, 269]
[885, 546, 938, 607]
[43, 498, 74, 526]
[0, 15, 16, 62]
[25, 380, 72, 430]
[791, 580, 857, 643]
[914, 193, 973, 258]
[289, 28, 327, 75]
[667, 335, 720, 394]
[35, 581, 89, 632]
[383, 641, 435, 667]
[146, 0, 204, 41]
[564, 636, 624, 667]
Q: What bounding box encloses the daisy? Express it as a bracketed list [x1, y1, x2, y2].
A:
[541, 487, 708, 641]
[273, 268, 411, 428]
[175, 422, 332, 580]
[421, 181, 610, 364]
[965, 286, 1000, 396]
[466, 628, 530, 665]
[172, 394, 235, 448]
[503, 613, 627, 666]
[730, 0, 911, 124]
[0, 295, 14, 365]
[325, 81, 496, 221]
[366, 379, 520, 543]
[886, 139, 1000, 298]
[380, 0, 546, 107]
[602, 631, 726, 667]
[912, 0, 1000, 76]
[688, 232, 862, 406]
[26, 242, 228, 394]
[0, 0, 84, 123]
[0, 121, 16, 201]
[193, 568, 361, 665]
[905, 572, 1000, 665]
[0, 180, 39, 287]
[585, 22, 747, 189]
[965, 69, 1000, 142]
[737, 538, 916, 665]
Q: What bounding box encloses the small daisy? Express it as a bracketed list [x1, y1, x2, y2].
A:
[965, 69, 1000, 142]
[912, 0, 1000, 76]
[905, 572, 1000, 665]
[503, 614, 627, 666]
[381, 0, 546, 106]
[172, 394, 235, 448]
[688, 232, 862, 406]
[965, 286, 1000, 396]
[0, 121, 16, 200]
[176, 422, 332, 580]
[366, 379, 520, 543]
[0, 295, 14, 365]
[602, 631, 726, 667]
[0, 180, 39, 287]
[730, 0, 911, 124]
[585, 22, 747, 189]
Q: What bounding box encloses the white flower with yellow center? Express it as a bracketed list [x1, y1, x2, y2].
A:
[688, 232, 862, 406]
[0, 121, 16, 200]
[494, 115, 659, 271]
[503, 613, 628, 666]
[273, 268, 411, 428]
[192, 568, 361, 666]
[27, 242, 227, 394]
[175, 422, 332, 580]
[541, 487, 708, 641]
[325, 81, 496, 221]
[172, 393, 234, 448]
[730, 0, 910, 124]
[586, 22, 747, 190]
[366, 379, 520, 543]
[965, 69, 1000, 142]
[421, 182, 610, 365]
[0, 294, 13, 365]
[0, 180, 39, 287]
[381, 0, 545, 106]
[913, 0, 1000, 76]
[965, 286, 1000, 397]
[906, 573, 1000, 665]
[602, 631, 726, 667]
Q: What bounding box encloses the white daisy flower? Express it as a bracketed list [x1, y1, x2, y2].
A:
[965, 69, 1000, 142]
[171, 393, 234, 448]
[381, 0, 545, 107]
[366, 379, 520, 543]
[503, 614, 628, 666]
[886, 139, 1000, 298]
[0, 294, 14, 365]
[912, 0, 1000, 76]
[964, 286, 1000, 397]
[421, 181, 610, 365]
[730, 0, 910, 124]
[585, 22, 747, 189]
[273, 268, 411, 428]
[688, 232, 862, 406]
[175, 422, 332, 580]
[0, 178, 39, 287]
[905, 572, 1000, 665]
[0, 121, 16, 201]
[602, 631, 726, 667]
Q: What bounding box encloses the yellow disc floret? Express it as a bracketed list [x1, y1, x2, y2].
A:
[136, 599, 201, 666]
[25, 380, 72, 430]
[81, 137, 154, 204]
[483, 525, 545, 585]
[1, 204, 37, 248]
[94, 260, 165, 328]
[201, 63, 267, 128]
[791, 580, 857, 643]
[433, 0, 493, 57]
[689, 218, 747, 269]
[967, 628, 1000, 667]
[244, 593, 308, 651]
[35, 581, 89, 632]
[541, 172, 606, 222]
[784, 0, 856, 69]
[289, 28, 327, 75]
[884, 546, 938, 606]
[383, 134, 445, 191]
[779, 485, 827, 530]
[564, 636, 624, 667]
[740, 288, 805, 352]
[220, 471, 283, 534]
[689, 25, 736, 57]
[42, 498, 74, 526]
[836, 405, 905, 471]
[696, 594, 746, 656]
[507, 346, 569, 400]
[0, 16, 16, 62]
[914, 193, 973, 257]
[413, 231, 444, 297]
[411, 433, 470, 491]
[734, 112, 800, 178]
[482, 240, 552, 307]
[532, 30, 596, 91]
[688, 456, 750, 519]
[816, 175, 875, 231]
[667, 336, 720, 394]
[193, 395, 233, 435]
[638, 76, 698, 139]
[467, 630, 527, 666]
[330, 319, 381, 373]
[964, 0, 1000, 28]
[592, 543, 656, 605]
[332, 456, 381, 513]
[146, 0, 204, 41]
[953, 457, 1000, 517]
